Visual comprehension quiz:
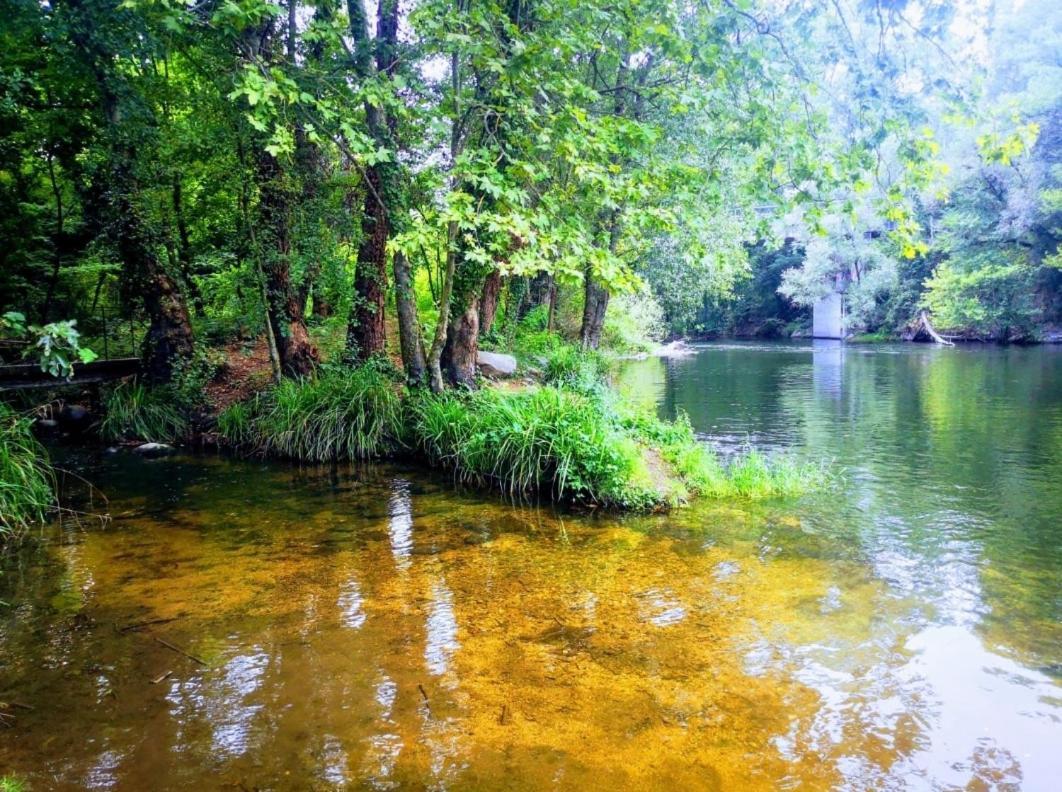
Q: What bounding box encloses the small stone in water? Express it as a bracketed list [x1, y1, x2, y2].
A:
[133, 442, 175, 457]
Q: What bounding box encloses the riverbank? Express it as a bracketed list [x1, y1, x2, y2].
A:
[209, 350, 822, 510]
[0, 344, 824, 546]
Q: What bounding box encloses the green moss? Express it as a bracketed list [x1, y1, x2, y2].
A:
[847, 332, 894, 344]
[0, 403, 54, 542]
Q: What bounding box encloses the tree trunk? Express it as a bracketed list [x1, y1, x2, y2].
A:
[344, 0, 402, 363]
[522, 271, 553, 319]
[580, 53, 634, 351]
[580, 271, 609, 350]
[347, 169, 389, 361]
[111, 162, 195, 383]
[393, 250, 427, 385]
[478, 269, 502, 336]
[256, 149, 319, 378]
[66, 0, 195, 382]
[172, 172, 203, 316]
[428, 218, 459, 393]
[443, 297, 480, 388]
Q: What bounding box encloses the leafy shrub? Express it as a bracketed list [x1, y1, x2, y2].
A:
[923, 262, 1035, 338]
[1, 403, 55, 540]
[601, 290, 666, 353]
[2, 312, 98, 379]
[218, 363, 404, 461]
[100, 381, 190, 443]
[541, 344, 610, 392]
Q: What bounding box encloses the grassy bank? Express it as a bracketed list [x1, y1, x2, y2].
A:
[216, 349, 826, 509]
[1, 403, 55, 542]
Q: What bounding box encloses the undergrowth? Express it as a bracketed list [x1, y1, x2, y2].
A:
[1, 403, 55, 541]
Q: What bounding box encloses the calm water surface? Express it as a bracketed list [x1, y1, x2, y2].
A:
[2, 341, 1060, 790]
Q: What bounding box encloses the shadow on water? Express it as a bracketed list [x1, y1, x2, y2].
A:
[1, 341, 1060, 789]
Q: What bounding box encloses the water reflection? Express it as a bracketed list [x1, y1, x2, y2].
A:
[1, 342, 1060, 789]
[387, 478, 414, 571]
[424, 578, 459, 677]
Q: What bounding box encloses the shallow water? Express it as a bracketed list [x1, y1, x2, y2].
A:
[2, 341, 1060, 790]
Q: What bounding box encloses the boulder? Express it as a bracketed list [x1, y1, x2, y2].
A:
[133, 442, 176, 457]
[477, 351, 518, 378]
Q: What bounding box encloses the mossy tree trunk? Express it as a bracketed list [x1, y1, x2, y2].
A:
[68, 0, 195, 384]
[394, 251, 427, 385]
[478, 269, 502, 337]
[255, 147, 320, 378]
[346, 0, 411, 365]
[249, 16, 319, 379]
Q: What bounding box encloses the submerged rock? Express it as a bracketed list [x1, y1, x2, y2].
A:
[133, 442, 175, 457]
[477, 351, 518, 378]
[58, 403, 92, 431]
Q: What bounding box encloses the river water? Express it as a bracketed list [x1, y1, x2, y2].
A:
[1, 341, 1059, 790]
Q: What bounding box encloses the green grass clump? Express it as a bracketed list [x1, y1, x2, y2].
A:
[541, 344, 610, 392]
[1, 403, 55, 541]
[100, 381, 190, 444]
[616, 402, 827, 500]
[409, 386, 656, 508]
[0, 776, 26, 792]
[218, 363, 404, 461]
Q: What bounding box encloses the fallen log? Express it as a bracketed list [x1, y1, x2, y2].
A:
[903, 311, 955, 346]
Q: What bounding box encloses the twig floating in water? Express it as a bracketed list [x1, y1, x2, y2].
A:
[120, 616, 182, 633]
[154, 637, 207, 666]
[151, 670, 173, 685]
[417, 683, 432, 717]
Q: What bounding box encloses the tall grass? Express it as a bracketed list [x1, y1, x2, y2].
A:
[99, 381, 190, 443]
[1, 403, 55, 541]
[409, 386, 656, 507]
[218, 364, 404, 461]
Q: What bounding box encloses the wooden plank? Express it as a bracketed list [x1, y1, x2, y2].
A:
[0, 358, 140, 391]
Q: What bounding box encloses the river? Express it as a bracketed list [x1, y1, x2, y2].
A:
[1, 340, 1060, 789]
